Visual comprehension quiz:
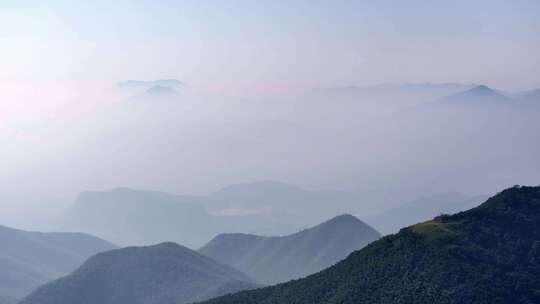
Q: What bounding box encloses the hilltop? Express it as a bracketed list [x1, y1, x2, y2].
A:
[199, 214, 381, 284]
[21, 242, 259, 304]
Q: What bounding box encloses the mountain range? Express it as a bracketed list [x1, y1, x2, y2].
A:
[0, 225, 115, 302]
[60, 188, 214, 248]
[198, 214, 381, 284]
[60, 182, 491, 248]
[200, 185, 540, 304]
[7, 80, 540, 215]
[204, 181, 377, 223]
[20, 242, 259, 304]
[59, 183, 388, 248]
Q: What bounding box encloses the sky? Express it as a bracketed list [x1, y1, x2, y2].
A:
[1, 0, 539, 93]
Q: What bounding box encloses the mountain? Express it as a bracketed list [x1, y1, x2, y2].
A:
[130, 85, 179, 100]
[143, 85, 178, 95]
[199, 214, 381, 284]
[0, 225, 115, 301]
[200, 185, 540, 304]
[435, 85, 512, 106]
[20, 242, 259, 304]
[367, 192, 488, 234]
[60, 183, 393, 248]
[205, 181, 389, 227]
[207, 181, 424, 236]
[60, 188, 215, 248]
[60, 186, 309, 248]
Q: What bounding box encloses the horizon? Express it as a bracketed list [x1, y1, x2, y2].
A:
[2, 1, 539, 89]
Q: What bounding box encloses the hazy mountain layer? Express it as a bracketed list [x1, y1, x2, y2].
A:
[199, 214, 381, 284]
[21, 242, 259, 304]
[435, 85, 511, 105]
[204, 181, 388, 225]
[8, 82, 540, 215]
[201, 185, 540, 304]
[60, 183, 398, 248]
[0, 225, 115, 301]
[61, 188, 213, 248]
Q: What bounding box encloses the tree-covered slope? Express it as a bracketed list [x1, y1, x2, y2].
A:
[199, 214, 381, 284]
[0, 225, 115, 301]
[20, 242, 259, 304]
[201, 185, 540, 304]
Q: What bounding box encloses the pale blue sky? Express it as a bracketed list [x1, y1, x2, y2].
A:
[1, 0, 539, 90]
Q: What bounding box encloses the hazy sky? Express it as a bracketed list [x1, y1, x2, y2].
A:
[1, 1, 539, 231]
[1, 0, 539, 92]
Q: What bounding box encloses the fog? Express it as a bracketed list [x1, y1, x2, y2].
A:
[1, 1, 539, 235]
[1, 80, 539, 233]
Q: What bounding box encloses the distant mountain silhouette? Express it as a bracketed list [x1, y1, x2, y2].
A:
[60, 183, 385, 248]
[0, 225, 115, 302]
[198, 214, 381, 284]
[145, 85, 178, 95]
[367, 192, 488, 234]
[205, 181, 372, 226]
[127, 85, 181, 103]
[201, 185, 540, 304]
[60, 186, 322, 248]
[435, 85, 512, 106]
[208, 180, 324, 214]
[61, 188, 214, 248]
[21, 242, 259, 304]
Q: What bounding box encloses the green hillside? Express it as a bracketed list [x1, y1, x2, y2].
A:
[201, 185, 540, 304]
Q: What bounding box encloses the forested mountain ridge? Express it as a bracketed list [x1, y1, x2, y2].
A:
[200, 185, 540, 304]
